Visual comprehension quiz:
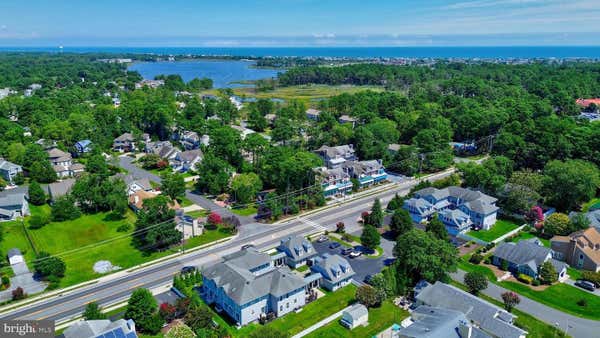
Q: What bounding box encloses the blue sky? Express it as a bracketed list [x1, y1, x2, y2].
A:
[0, 0, 599, 46]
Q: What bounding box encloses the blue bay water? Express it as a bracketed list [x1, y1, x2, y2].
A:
[128, 60, 281, 88]
[2, 46, 600, 59]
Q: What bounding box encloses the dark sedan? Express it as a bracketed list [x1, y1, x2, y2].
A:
[329, 242, 341, 249]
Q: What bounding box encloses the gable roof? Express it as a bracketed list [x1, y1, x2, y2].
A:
[0, 159, 22, 171]
[554, 227, 600, 265]
[47, 148, 72, 161]
[0, 192, 26, 208]
[278, 235, 316, 261]
[416, 282, 526, 338]
[203, 248, 306, 306]
[114, 132, 134, 142]
[47, 178, 76, 199]
[344, 303, 368, 320]
[311, 253, 355, 282]
[7, 248, 22, 258]
[493, 239, 550, 271]
[64, 319, 137, 338]
[398, 305, 468, 338]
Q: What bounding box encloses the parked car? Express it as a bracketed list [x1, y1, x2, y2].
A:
[241, 244, 255, 250]
[349, 251, 362, 258]
[575, 280, 596, 292]
[329, 242, 341, 249]
[364, 274, 374, 285]
[383, 257, 397, 266]
[317, 235, 328, 243]
[341, 248, 354, 255]
[181, 266, 196, 274]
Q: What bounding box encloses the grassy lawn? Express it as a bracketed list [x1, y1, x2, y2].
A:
[567, 267, 583, 280]
[500, 281, 600, 320]
[231, 206, 257, 217]
[203, 84, 385, 101]
[1, 205, 233, 288]
[506, 231, 550, 247]
[467, 219, 522, 242]
[183, 225, 233, 250]
[458, 257, 600, 320]
[449, 281, 569, 338]
[296, 265, 309, 273]
[236, 285, 357, 336]
[305, 300, 408, 338]
[186, 210, 209, 218]
[176, 195, 195, 208]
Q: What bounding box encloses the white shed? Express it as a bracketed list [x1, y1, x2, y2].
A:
[7, 248, 24, 265]
[340, 303, 369, 329]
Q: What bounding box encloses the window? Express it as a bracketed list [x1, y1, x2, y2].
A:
[280, 305, 283, 311]
[286, 303, 289, 308]
[578, 254, 584, 268]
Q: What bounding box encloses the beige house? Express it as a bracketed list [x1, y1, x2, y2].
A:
[551, 227, 600, 272]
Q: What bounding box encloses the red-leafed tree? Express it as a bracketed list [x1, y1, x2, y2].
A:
[526, 205, 544, 229]
[159, 302, 176, 322]
[207, 212, 222, 226]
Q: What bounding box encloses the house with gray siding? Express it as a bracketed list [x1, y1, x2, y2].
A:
[314, 144, 357, 169]
[277, 235, 317, 268]
[0, 159, 22, 184]
[492, 239, 566, 280]
[310, 253, 355, 291]
[415, 282, 527, 338]
[0, 192, 29, 221]
[403, 186, 499, 235]
[201, 248, 314, 326]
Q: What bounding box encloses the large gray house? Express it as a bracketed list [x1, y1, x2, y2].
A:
[0, 159, 23, 184]
[0, 192, 29, 221]
[309, 253, 355, 291]
[277, 235, 317, 268]
[415, 281, 527, 338]
[201, 248, 318, 326]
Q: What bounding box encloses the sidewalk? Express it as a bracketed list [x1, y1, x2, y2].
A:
[291, 305, 350, 338]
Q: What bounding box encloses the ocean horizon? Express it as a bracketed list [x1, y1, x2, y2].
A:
[1, 46, 600, 59]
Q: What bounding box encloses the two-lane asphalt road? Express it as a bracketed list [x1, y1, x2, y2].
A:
[0, 173, 444, 324]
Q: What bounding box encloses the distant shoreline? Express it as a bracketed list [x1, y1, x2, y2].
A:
[2, 46, 600, 60]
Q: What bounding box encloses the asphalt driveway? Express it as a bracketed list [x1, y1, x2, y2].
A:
[312, 239, 392, 284]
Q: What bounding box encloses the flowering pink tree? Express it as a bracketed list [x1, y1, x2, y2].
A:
[526, 205, 544, 229]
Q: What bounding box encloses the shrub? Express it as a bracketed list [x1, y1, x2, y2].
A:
[531, 279, 541, 286]
[484, 256, 492, 265]
[517, 273, 533, 284]
[12, 287, 26, 301]
[581, 271, 600, 287]
[117, 224, 131, 232]
[464, 271, 488, 295]
[342, 233, 352, 242]
[28, 214, 50, 229]
[335, 222, 345, 233]
[469, 253, 484, 264]
[577, 299, 588, 307]
[501, 260, 509, 271]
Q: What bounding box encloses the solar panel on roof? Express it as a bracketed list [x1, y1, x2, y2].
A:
[125, 332, 138, 338]
[113, 328, 126, 338]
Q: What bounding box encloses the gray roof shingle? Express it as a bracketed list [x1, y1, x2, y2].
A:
[415, 282, 526, 338]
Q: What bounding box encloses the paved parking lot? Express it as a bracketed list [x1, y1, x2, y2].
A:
[311, 240, 391, 284]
